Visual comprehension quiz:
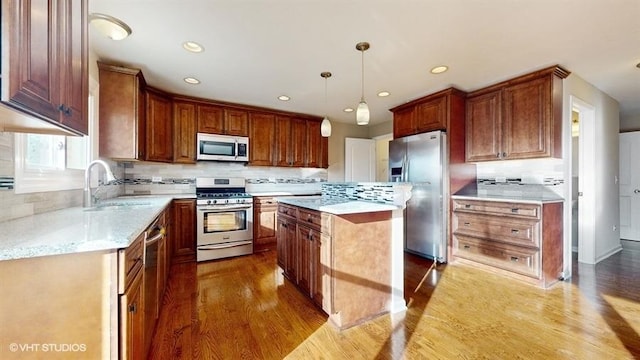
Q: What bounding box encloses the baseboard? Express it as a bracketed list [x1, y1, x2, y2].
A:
[621, 239, 640, 252]
[595, 244, 623, 263]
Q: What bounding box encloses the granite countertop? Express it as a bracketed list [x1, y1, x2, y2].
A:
[0, 195, 186, 262]
[452, 192, 564, 204]
[276, 196, 400, 215]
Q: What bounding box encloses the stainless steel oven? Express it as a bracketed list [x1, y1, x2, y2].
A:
[196, 177, 253, 261]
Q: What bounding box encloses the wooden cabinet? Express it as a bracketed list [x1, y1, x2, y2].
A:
[253, 196, 278, 252]
[306, 120, 328, 168]
[1, 0, 88, 135]
[276, 116, 307, 167]
[277, 204, 322, 301]
[452, 198, 563, 288]
[277, 205, 298, 279]
[465, 66, 570, 162]
[197, 104, 248, 136]
[146, 89, 173, 162]
[390, 88, 463, 139]
[173, 100, 197, 163]
[98, 62, 147, 160]
[171, 199, 196, 264]
[119, 232, 145, 360]
[249, 113, 276, 166]
[98, 62, 326, 167]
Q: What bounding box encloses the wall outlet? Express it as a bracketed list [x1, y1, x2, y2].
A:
[152, 176, 162, 183]
[613, 225, 617, 232]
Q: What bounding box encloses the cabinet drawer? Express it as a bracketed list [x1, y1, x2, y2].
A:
[255, 196, 278, 207]
[453, 213, 540, 247]
[118, 233, 144, 294]
[278, 204, 298, 218]
[454, 235, 540, 278]
[298, 208, 321, 229]
[453, 199, 540, 219]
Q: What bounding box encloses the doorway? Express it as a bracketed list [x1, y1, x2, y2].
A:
[570, 96, 596, 266]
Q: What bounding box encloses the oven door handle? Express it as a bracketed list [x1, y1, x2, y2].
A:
[198, 241, 253, 250]
[197, 205, 252, 212]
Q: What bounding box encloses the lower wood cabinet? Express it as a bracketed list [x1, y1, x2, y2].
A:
[119, 231, 145, 359]
[253, 196, 278, 252]
[452, 198, 563, 288]
[171, 199, 196, 264]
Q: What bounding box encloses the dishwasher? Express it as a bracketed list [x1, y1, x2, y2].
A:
[143, 214, 166, 354]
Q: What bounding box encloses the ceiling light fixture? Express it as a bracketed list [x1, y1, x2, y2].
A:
[355, 42, 370, 125]
[320, 71, 332, 137]
[377, 91, 390, 97]
[184, 77, 200, 84]
[183, 41, 204, 53]
[430, 65, 449, 74]
[89, 13, 132, 41]
[278, 95, 290, 101]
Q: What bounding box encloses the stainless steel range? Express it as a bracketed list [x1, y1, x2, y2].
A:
[195, 177, 253, 262]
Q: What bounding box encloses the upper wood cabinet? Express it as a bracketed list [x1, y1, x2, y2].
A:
[1, 0, 88, 135]
[197, 104, 248, 136]
[249, 112, 276, 166]
[98, 62, 326, 167]
[98, 62, 147, 160]
[390, 88, 466, 139]
[275, 116, 307, 167]
[306, 121, 327, 168]
[145, 88, 173, 163]
[173, 100, 197, 163]
[465, 66, 570, 162]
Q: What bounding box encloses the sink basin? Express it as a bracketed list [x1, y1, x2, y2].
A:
[84, 201, 153, 212]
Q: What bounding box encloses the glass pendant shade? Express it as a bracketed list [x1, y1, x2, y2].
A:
[321, 117, 332, 137]
[356, 99, 369, 125]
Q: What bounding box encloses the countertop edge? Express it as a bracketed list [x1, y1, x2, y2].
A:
[451, 194, 564, 204]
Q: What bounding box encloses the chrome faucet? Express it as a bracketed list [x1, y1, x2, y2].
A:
[83, 160, 117, 207]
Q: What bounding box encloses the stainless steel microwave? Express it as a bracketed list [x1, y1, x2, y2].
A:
[196, 133, 249, 162]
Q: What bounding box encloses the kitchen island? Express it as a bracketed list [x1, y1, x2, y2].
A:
[276, 182, 411, 330]
[0, 195, 185, 359]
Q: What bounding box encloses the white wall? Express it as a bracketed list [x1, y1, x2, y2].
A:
[563, 74, 621, 271]
[620, 113, 640, 132]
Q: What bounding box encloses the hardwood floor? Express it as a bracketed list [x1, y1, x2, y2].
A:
[150, 249, 640, 359]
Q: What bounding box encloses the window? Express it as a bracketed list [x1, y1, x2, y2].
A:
[14, 80, 97, 194]
[14, 133, 88, 194]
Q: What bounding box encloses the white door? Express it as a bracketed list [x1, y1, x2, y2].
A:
[619, 131, 640, 241]
[344, 138, 376, 182]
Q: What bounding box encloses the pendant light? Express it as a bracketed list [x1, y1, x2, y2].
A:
[320, 72, 332, 137]
[355, 42, 370, 125]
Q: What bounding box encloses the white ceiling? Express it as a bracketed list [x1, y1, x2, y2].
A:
[88, 0, 640, 126]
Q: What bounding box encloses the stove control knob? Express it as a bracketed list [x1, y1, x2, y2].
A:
[225, 199, 230, 204]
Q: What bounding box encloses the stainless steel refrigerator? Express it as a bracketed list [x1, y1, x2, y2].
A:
[389, 130, 448, 262]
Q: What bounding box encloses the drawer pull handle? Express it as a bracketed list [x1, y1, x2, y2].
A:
[511, 229, 519, 234]
[463, 245, 471, 249]
[464, 204, 471, 209]
[464, 222, 471, 226]
[511, 208, 519, 213]
[510, 256, 519, 262]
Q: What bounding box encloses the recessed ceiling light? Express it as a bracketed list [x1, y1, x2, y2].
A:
[343, 107, 354, 113]
[377, 91, 390, 97]
[430, 65, 449, 74]
[183, 41, 204, 53]
[278, 95, 290, 101]
[184, 77, 200, 84]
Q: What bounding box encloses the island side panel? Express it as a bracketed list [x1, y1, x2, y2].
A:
[329, 211, 392, 329]
[0, 251, 117, 359]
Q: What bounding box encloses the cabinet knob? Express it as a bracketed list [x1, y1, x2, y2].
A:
[634, 189, 640, 194]
[128, 303, 137, 313]
[511, 229, 519, 234]
[510, 256, 519, 262]
[496, 153, 501, 159]
[511, 208, 519, 213]
[463, 222, 471, 226]
[502, 152, 507, 158]
[463, 245, 471, 249]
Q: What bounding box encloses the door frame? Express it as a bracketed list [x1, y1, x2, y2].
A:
[569, 96, 597, 267]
